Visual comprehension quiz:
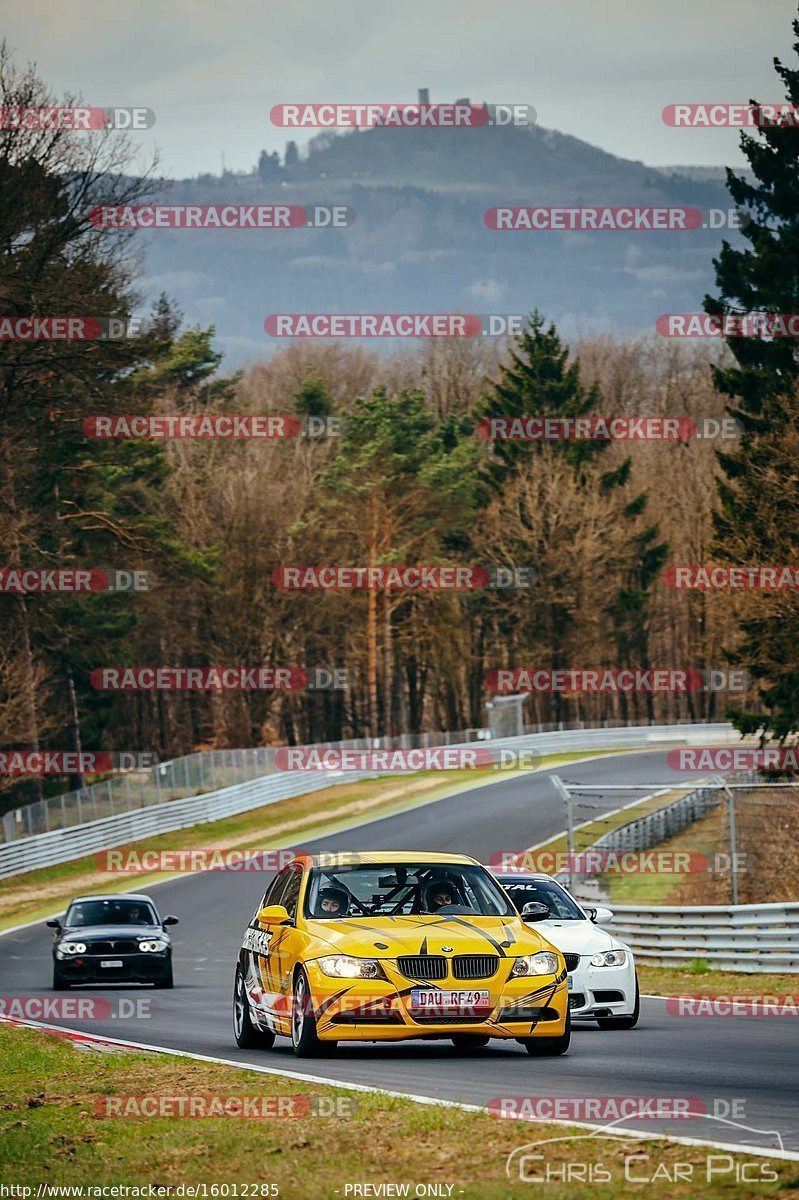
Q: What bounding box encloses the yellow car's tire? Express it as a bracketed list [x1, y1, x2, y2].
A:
[233, 967, 275, 1049]
[291, 968, 326, 1057]
[451, 1034, 490, 1051]
[520, 1009, 571, 1056]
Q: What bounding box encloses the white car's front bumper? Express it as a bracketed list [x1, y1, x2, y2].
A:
[567, 956, 637, 1020]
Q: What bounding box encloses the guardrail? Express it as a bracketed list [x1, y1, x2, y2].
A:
[0, 722, 738, 879]
[582, 784, 722, 858]
[602, 902, 799, 973]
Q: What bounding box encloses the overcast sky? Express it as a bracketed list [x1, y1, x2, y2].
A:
[4, 0, 796, 177]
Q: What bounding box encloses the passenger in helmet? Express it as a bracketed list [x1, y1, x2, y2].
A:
[316, 887, 348, 917]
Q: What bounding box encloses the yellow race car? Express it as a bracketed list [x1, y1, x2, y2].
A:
[233, 851, 570, 1057]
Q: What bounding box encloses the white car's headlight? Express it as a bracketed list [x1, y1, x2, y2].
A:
[57, 942, 86, 956]
[139, 939, 168, 953]
[510, 951, 560, 977]
[590, 950, 627, 967]
[318, 955, 384, 979]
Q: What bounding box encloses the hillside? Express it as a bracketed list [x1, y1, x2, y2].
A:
[135, 119, 742, 365]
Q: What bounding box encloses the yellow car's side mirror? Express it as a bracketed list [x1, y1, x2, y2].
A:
[258, 904, 292, 925]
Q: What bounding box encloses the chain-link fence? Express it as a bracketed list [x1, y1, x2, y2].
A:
[552, 775, 799, 907]
[2, 730, 488, 842]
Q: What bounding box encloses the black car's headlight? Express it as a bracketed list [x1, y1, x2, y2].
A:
[56, 942, 86, 957]
[138, 939, 169, 953]
[590, 950, 627, 968]
[510, 951, 560, 977]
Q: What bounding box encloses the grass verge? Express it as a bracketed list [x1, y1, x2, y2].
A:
[0, 1024, 795, 1199]
[638, 965, 799, 996]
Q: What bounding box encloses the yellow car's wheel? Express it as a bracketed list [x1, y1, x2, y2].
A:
[291, 968, 329, 1057]
[519, 1009, 571, 1056]
[233, 967, 275, 1049]
[451, 1034, 490, 1051]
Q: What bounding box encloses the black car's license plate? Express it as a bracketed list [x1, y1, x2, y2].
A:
[100, 959, 124, 967]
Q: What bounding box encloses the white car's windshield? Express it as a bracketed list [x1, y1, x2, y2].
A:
[305, 864, 515, 919]
[499, 877, 586, 921]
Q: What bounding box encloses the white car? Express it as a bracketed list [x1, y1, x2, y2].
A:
[493, 871, 639, 1029]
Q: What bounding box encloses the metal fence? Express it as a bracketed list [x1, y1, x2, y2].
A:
[575, 784, 723, 867]
[602, 902, 799, 972]
[0, 722, 739, 879]
[1, 733, 484, 843]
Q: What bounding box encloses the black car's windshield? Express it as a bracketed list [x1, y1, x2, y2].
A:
[499, 877, 586, 921]
[65, 899, 158, 927]
[305, 864, 516, 919]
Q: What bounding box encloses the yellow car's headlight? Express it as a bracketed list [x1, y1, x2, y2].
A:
[510, 951, 560, 977]
[318, 955, 385, 979]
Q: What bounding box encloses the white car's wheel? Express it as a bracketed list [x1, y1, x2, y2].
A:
[597, 976, 640, 1030]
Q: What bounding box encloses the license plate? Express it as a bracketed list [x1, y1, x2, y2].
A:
[100, 959, 123, 968]
[568, 975, 574, 990]
[410, 988, 491, 1012]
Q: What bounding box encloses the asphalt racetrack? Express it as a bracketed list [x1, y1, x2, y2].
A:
[2, 751, 796, 1155]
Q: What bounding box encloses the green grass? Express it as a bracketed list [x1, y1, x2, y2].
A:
[638, 965, 799, 995]
[0, 1024, 794, 1199]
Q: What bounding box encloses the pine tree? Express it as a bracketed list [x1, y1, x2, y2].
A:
[706, 13, 799, 741]
[476, 311, 605, 484]
[475, 313, 666, 720]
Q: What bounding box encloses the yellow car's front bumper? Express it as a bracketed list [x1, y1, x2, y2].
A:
[305, 960, 569, 1041]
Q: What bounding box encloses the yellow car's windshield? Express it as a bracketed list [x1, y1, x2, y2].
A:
[304, 863, 515, 920]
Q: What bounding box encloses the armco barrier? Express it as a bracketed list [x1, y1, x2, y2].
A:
[585, 784, 722, 856]
[0, 722, 739, 879]
[602, 902, 799, 973]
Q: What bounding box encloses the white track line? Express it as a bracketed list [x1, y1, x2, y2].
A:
[1, 1014, 795, 1162]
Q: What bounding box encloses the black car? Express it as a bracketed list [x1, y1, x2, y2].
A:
[47, 893, 178, 988]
